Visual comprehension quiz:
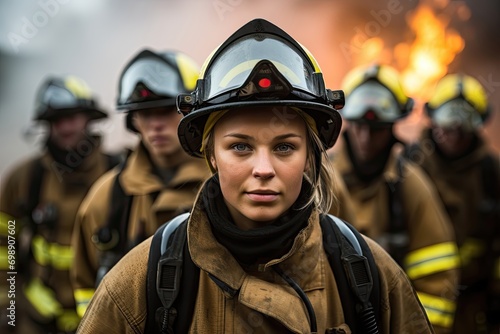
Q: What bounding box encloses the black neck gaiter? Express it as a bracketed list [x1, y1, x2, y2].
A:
[202, 175, 314, 265]
[46, 133, 98, 171]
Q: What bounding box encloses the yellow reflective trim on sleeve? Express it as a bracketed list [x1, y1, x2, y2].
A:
[74, 288, 95, 318]
[56, 309, 80, 332]
[24, 278, 62, 319]
[32, 235, 73, 270]
[32, 235, 50, 266]
[404, 242, 460, 279]
[0, 212, 16, 236]
[417, 292, 456, 329]
[48, 242, 74, 270]
[0, 246, 9, 270]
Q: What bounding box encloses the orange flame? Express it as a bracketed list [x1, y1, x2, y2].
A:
[350, 1, 467, 102]
[399, 4, 465, 100]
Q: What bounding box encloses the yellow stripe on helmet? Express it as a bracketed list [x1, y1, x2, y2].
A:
[342, 64, 409, 108]
[428, 74, 489, 114]
[64, 76, 92, 99]
[298, 42, 322, 73]
[175, 52, 200, 91]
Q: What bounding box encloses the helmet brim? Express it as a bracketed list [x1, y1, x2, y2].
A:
[178, 100, 342, 158]
[117, 97, 177, 113]
[34, 107, 107, 122]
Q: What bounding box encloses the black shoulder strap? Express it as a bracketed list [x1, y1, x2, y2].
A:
[94, 166, 133, 252]
[145, 213, 200, 334]
[25, 157, 45, 223]
[321, 214, 380, 334]
[93, 162, 134, 287]
[146, 213, 380, 334]
[145, 220, 169, 334]
[384, 157, 408, 267]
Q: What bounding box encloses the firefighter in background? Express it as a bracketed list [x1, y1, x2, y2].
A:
[70, 49, 211, 317]
[0, 76, 120, 333]
[330, 64, 460, 333]
[406, 74, 500, 334]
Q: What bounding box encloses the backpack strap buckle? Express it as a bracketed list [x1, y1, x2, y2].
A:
[156, 212, 190, 309]
[341, 253, 373, 306]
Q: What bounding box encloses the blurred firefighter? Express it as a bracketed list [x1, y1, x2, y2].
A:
[70, 49, 211, 318]
[0, 75, 121, 333]
[330, 64, 460, 333]
[405, 74, 500, 334]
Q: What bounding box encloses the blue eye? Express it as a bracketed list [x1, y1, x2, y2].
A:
[232, 143, 250, 152]
[275, 143, 294, 153]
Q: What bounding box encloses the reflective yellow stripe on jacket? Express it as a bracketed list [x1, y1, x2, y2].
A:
[405, 242, 460, 280]
[74, 288, 95, 318]
[24, 278, 80, 331]
[0, 246, 9, 270]
[25, 278, 63, 318]
[417, 292, 456, 329]
[32, 235, 73, 270]
[0, 212, 16, 271]
[459, 238, 485, 267]
[0, 211, 16, 236]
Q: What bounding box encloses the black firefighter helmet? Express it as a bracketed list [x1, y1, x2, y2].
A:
[116, 49, 199, 132]
[176, 18, 345, 158]
[34, 75, 107, 122]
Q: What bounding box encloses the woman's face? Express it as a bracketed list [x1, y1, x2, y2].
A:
[210, 107, 309, 230]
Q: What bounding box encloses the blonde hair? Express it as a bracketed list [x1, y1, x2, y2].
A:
[303, 125, 336, 213]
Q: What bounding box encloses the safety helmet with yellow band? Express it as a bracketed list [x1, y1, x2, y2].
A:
[177, 18, 345, 158]
[34, 75, 107, 121]
[341, 64, 414, 125]
[425, 74, 491, 131]
[116, 49, 199, 132]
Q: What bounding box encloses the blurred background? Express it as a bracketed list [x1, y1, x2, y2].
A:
[1, 0, 499, 179]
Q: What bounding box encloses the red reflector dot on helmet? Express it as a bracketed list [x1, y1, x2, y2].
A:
[258, 78, 271, 88]
[365, 110, 376, 120]
[140, 89, 150, 97]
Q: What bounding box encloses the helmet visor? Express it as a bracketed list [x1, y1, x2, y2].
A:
[432, 99, 482, 131]
[38, 85, 91, 110]
[35, 83, 96, 114]
[342, 65, 407, 108]
[201, 33, 321, 102]
[118, 56, 184, 105]
[343, 82, 400, 122]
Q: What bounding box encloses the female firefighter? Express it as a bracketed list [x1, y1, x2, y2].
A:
[76, 19, 434, 334]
